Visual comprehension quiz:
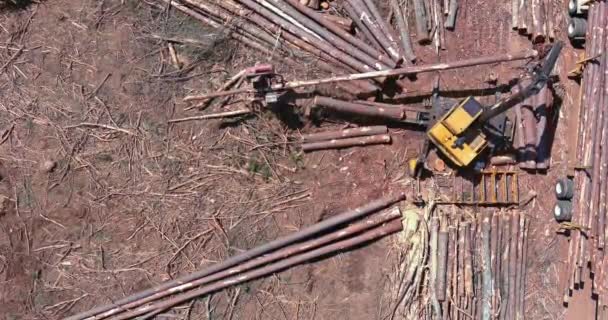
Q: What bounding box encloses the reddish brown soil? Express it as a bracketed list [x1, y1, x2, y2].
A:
[0, 0, 588, 319]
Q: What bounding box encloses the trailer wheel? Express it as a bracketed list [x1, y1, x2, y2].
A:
[568, 17, 587, 39]
[568, 0, 578, 16]
[554, 200, 573, 222]
[555, 178, 574, 200]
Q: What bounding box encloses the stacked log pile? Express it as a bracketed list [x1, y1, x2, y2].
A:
[65, 194, 407, 320]
[150, 0, 414, 98]
[511, 0, 556, 43]
[389, 209, 530, 320]
[513, 82, 554, 170]
[564, 0, 608, 310]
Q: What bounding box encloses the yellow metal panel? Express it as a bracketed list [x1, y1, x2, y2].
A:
[427, 122, 486, 167]
[443, 107, 476, 135]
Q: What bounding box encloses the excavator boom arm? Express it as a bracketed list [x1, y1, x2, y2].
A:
[478, 42, 563, 123]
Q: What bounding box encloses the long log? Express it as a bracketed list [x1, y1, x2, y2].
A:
[94, 207, 402, 319]
[519, 216, 529, 318]
[579, 3, 605, 275]
[318, 13, 353, 31]
[507, 211, 520, 320]
[491, 213, 499, 316]
[343, 1, 384, 52]
[481, 215, 492, 320]
[535, 85, 550, 170]
[589, 1, 607, 252]
[301, 134, 391, 151]
[348, 0, 401, 61]
[301, 125, 388, 143]
[543, 0, 555, 40]
[119, 219, 406, 320]
[437, 229, 449, 301]
[390, 0, 417, 62]
[600, 21, 608, 250]
[66, 193, 406, 320]
[284, 0, 394, 67]
[531, 0, 545, 43]
[448, 224, 457, 320]
[413, 0, 430, 43]
[445, 0, 458, 30]
[184, 49, 538, 101]
[314, 96, 405, 120]
[514, 213, 525, 320]
[235, 0, 378, 74]
[517, 0, 527, 31]
[360, 0, 402, 56]
[511, 0, 518, 29]
[430, 217, 443, 317]
[520, 79, 538, 169]
[183, 0, 376, 93]
[266, 0, 392, 70]
[464, 222, 473, 296]
[499, 213, 510, 320]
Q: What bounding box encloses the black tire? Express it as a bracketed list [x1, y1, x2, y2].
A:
[554, 200, 573, 222]
[568, 17, 587, 39]
[568, 0, 578, 16]
[555, 178, 575, 200]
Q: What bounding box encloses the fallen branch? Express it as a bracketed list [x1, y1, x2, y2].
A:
[168, 109, 252, 123]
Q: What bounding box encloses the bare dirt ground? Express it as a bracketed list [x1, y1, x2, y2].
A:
[0, 0, 587, 319]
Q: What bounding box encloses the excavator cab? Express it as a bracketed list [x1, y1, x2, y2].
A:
[427, 97, 488, 167]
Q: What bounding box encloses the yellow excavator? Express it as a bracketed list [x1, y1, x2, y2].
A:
[409, 42, 563, 176]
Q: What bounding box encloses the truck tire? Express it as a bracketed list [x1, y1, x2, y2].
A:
[554, 200, 573, 222]
[568, 17, 587, 39]
[555, 178, 574, 200]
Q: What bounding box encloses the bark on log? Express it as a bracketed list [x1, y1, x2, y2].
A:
[344, 1, 385, 52]
[437, 230, 449, 301]
[481, 215, 492, 320]
[515, 213, 525, 320]
[314, 96, 405, 120]
[301, 134, 391, 151]
[253, 0, 390, 71]
[445, 0, 458, 30]
[196, 0, 378, 93]
[318, 13, 354, 32]
[517, 0, 527, 31]
[235, 0, 378, 75]
[301, 125, 388, 142]
[531, 0, 545, 43]
[491, 213, 499, 316]
[520, 80, 538, 169]
[499, 213, 510, 320]
[507, 211, 520, 320]
[413, 0, 430, 43]
[97, 207, 402, 319]
[600, 22, 608, 250]
[519, 216, 529, 319]
[511, 0, 518, 29]
[347, 0, 401, 61]
[464, 222, 473, 296]
[535, 85, 550, 170]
